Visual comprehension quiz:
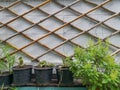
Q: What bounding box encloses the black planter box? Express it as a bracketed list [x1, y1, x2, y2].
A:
[34, 67, 53, 84]
[12, 65, 32, 85]
[0, 72, 13, 86]
[56, 67, 73, 85]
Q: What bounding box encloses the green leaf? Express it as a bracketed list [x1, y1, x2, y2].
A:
[102, 79, 108, 84]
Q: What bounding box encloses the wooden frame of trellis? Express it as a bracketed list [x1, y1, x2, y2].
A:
[0, 0, 120, 62]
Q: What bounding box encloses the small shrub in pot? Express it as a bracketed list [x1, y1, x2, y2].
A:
[69, 40, 120, 90]
[56, 57, 73, 85]
[34, 61, 54, 84]
[12, 57, 32, 85]
[0, 45, 15, 86]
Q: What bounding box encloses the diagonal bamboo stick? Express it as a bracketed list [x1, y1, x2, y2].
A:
[87, 29, 120, 49]
[0, 0, 51, 58]
[6, 11, 67, 58]
[84, 0, 119, 31]
[0, 0, 82, 59]
[88, 27, 120, 56]
[0, 0, 83, 60]
[4, 0, 111, 59]
[1, 0, 81, 43]
[88, 20, 120, 56]
[85, 0, 115, 14]
[23, 2, 83, 46]
[0, 6, 3, 8]
[23, 13, 82, 57]
[7, 24, 67, 58]
[80, 1, 120, 51]
[1, 25, 38, 59]
[0, 0, 51, 28]
[55, 0, 120, 49]
[55, 0, 118, 32]
[0, 0, 21, 11]
[0, 37, 35, 59]
[111, 49, 120, 56]
[32, 12, 119, 61]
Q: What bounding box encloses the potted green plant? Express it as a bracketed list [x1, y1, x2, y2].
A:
[56, 57, 73, 85]
[0, 45, 15, 86]
[0, 84, 17, 90]
[34, 61, 54, 84]
[69, 40, 120, 90]
[12, 57, 32, 85]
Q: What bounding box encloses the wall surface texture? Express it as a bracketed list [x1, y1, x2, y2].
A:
[0, 0, 120, 65]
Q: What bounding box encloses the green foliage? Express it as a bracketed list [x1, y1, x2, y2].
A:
[0, 84, 4, 90]
[62, 57, 72, 67]
[69, 40, 120, 90]
[38, 61, 54, 68]
[18, 57, 24, 67]
[0, 60, 7, 74]
[0, 84, 18, 90]
[0, 44, 16, 74]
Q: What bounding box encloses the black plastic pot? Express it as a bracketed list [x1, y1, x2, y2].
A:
[12, 65, 32, 85]
[34, 67, 53, 84]
[0, 72, 12, 86]
[56, 67, 73, 85]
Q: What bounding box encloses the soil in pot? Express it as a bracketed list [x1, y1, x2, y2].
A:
[56, 67, 73, 85]
[12, 65, 32, 85]
[0, 72, 13, 86]
[34, 67, 53, 84]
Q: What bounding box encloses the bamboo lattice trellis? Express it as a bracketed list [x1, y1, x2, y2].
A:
[0, 0, 120, 64]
